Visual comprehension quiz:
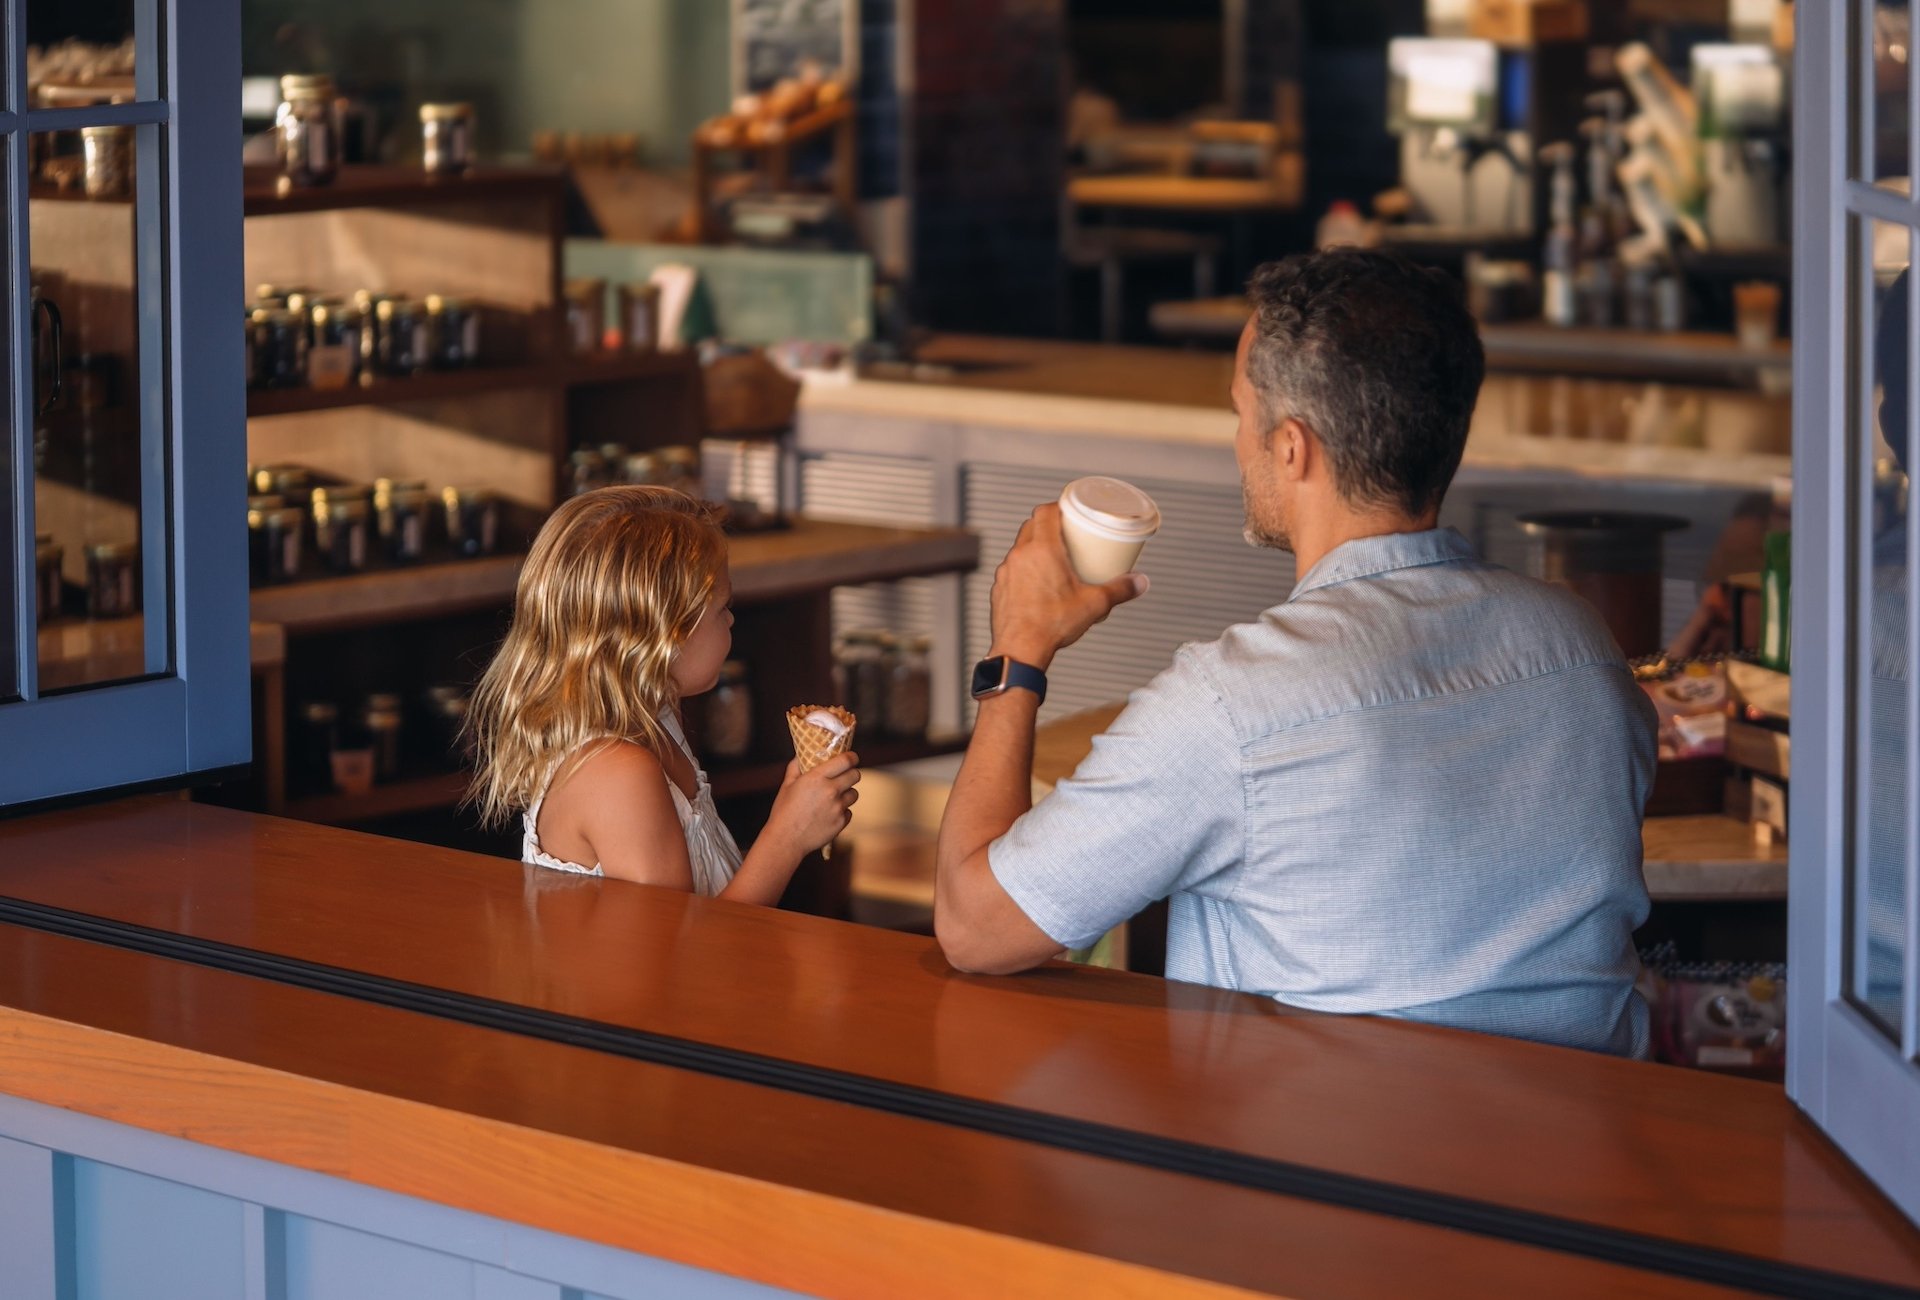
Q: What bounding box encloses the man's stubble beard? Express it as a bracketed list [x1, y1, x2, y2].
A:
[1241, 469, 1293, 553]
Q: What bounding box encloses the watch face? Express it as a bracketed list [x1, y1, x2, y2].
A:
[971, 656, 1008, 699]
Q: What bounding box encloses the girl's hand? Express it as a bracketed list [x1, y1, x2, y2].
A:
[767, 752, 861, 858]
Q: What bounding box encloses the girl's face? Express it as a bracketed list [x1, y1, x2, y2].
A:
[670, 569, 734, 698]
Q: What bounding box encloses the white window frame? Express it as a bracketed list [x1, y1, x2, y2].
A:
[1789, 0, 1920, 1223]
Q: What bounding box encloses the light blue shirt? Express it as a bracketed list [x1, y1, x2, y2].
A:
[991, 528, 1657, 1056]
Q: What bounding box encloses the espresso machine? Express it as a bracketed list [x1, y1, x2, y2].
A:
[1691, 43, 1788, 247]
[1386, 35, 1588, 239]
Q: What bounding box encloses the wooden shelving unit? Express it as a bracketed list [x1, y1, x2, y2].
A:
[284, 771, 470, 826]
[241, 164, 572, 217]
[238, 165, 982, 906]
[690, 99, 857, 242]
[288, 731, 972, 826]
[248, 521, 979, 635]
[245, 352, 699, 418]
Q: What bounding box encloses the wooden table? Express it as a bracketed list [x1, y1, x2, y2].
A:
[1035, 705, 1788, 902]
[0, 800, 1912, 1298]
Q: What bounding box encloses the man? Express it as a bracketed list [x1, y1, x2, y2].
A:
[935, 249, 1657, 1057]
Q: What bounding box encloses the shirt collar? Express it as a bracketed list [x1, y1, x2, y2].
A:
[1290, 527, 1477, 599]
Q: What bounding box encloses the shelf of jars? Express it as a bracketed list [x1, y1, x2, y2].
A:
[247, 518, 978, 635]
[245, 352, 699, 418]
[242, 163, 569, 218]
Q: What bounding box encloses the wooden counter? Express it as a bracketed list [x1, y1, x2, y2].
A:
[813, 335, 1792, 491]
[0, 800, 1912, 1298]
[1033, 706, 1788, 902]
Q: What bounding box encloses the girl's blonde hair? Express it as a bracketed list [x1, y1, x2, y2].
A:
[466, 486, 727, 828]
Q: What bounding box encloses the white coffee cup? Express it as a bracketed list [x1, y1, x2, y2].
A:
[1057, 476, 1161, 585]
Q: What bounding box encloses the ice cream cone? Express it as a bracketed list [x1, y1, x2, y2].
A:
[787, 704, 857, 772]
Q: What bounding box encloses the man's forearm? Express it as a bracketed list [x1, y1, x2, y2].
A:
[935, 690, 1039, 914]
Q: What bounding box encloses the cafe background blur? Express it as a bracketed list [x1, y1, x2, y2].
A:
[31, 0, 1836, 1075]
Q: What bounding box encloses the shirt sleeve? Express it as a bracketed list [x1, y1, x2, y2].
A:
[988, 648, 1244, 951]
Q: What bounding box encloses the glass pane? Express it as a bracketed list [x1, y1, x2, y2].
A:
[29, 126, 163, 693]
[1857, 216, 1912, 1033]
[1859, 1, 1914, 183]
[27, 1, 139, 110]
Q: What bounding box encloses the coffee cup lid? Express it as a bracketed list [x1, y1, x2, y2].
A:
[1059, 477, 1161, 540]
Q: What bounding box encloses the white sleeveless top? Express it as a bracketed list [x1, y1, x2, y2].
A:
[522, 712, 741, 897]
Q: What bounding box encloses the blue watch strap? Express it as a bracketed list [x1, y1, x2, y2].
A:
[1002, 658, 1047, 703]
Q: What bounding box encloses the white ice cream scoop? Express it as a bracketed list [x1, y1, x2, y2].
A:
[802, 708, 849, 738]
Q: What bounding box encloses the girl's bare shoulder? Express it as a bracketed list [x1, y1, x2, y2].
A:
[548, 739, 672, 808]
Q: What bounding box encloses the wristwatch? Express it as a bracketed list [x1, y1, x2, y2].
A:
[971, 655, 1048, 704]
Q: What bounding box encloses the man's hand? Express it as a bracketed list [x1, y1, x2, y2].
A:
[989, 504, 1148, 669]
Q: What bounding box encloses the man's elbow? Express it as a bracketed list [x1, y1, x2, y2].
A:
[934, 907, 1037, 976]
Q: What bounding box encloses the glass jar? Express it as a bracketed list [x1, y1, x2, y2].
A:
[657, 445, 702, 499]
[621, 451, 662, 487]
[442, 486, 501, 557]
[568, 448, 609, 497]
[364, 692, 405, 781]
[251, 463, 313, 500]
[616, 281, 661, 352]
[706, 660, 753, 760]
[376, 297, 430, 376]
[251, 308, 309, 389]
[423, 685, 471, 764]
[295, 701, 340, 794]
[85, 542, 140, 618]
[34, 534, 63, 625]
[374, 479, 433, 563]
[276, 73, 340, 187]
[307, 302, 361, 390]
[80, 125, 132, 200]
[425, 295, 480, 369]
[885, 635, 933, 738]
[311, 486, 372, 573]
[352, 290, 386, 373]
[419, 102, 475, 176]
[833, 630, 890, 730]
[564, 278, 606, 354]
[622, 452, 665, 487]
[247, 495, 306, 586]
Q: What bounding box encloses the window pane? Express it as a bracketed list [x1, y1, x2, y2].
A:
[29, 125, 166, 693]
[27, 1, 139, 109]
[1857, 216, 1912, 1033]
[1860, 1, 1913, 183]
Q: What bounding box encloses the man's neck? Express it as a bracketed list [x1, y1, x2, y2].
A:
[1289, 506, 1440, 578]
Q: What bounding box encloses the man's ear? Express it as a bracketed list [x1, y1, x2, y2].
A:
[1277, 417, 1311, 482]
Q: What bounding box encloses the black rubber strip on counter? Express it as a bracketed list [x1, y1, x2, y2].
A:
[0, 896, 1909, 1300]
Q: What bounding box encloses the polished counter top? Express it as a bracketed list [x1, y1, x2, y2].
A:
[804, 335, 1791, 490]
[0, 800, 1909, 1297]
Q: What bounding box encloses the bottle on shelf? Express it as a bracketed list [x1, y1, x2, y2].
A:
[1575, 118, 1618, 329]
[1538, 143, 1580, 329]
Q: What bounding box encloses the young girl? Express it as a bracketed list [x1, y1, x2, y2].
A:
[467, 486, 859, 903]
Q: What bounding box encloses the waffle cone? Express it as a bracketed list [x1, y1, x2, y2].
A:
[787, 705, 857, 772]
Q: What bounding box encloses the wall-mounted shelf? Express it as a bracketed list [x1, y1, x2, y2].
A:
[248, 519, 980, 635]
[284, 771, 470, 826]
[242, 164, 568, 217]
[287, 732, 971, 826]
[246, 351, 697, 418]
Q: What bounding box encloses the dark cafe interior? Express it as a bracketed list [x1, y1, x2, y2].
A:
[2, 0, 1919, 1296]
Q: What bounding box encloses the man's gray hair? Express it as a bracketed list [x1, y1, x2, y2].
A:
[1245, 249, 1485, 518]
